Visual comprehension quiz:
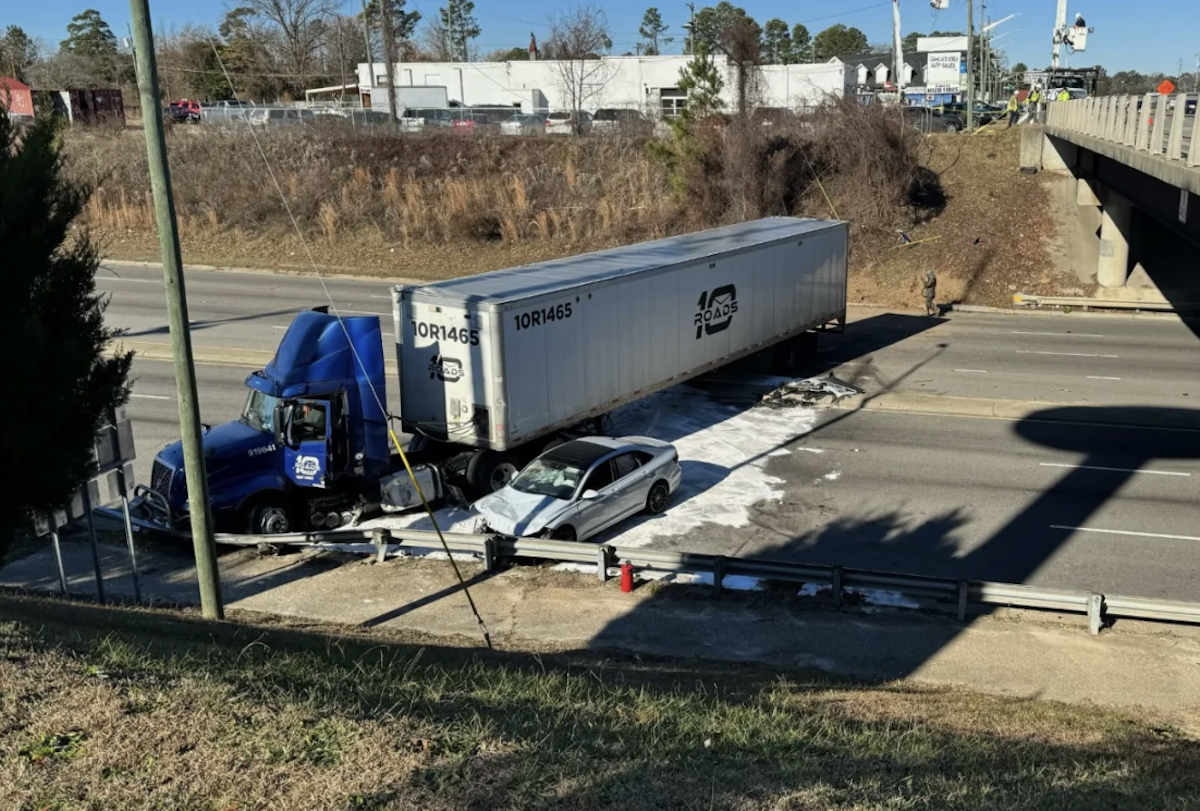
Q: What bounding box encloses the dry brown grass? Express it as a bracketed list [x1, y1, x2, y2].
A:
[2, 596, 1198, 811]
[67, 115, 1067, 307]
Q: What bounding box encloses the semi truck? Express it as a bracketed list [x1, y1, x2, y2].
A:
[135, 217, 849, 536]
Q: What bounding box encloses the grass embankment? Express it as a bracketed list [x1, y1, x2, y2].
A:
[1, 596, 1197, 810]
[69, 110, 1072, 309]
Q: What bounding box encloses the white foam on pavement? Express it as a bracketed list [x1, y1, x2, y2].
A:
[362, 382, 821, 548]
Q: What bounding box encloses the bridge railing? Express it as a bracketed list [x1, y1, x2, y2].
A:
[1046, 93, 1199, 168]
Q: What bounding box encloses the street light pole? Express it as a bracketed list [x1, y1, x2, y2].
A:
[966, 0, 975, 129]
[126, 0, 223, 620]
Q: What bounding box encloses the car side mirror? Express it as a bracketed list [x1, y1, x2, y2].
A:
[581, 489, 599, 501]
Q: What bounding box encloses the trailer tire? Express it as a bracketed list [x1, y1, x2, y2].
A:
[466, 451, 519, 497]
[245, 494, 293, 535]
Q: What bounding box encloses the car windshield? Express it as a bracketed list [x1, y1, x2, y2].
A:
[241, 389, 278, 434]
[509, 458, 584, 500]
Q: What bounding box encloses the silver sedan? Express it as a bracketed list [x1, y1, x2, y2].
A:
[472, 436, 683, 541]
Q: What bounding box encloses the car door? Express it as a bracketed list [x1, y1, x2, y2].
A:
[572, 459, 617, 539]
[609, 451, 651, 519]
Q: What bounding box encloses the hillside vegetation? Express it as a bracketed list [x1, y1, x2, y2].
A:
[69, 109, 1069, 308]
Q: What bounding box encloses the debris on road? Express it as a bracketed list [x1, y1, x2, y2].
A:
[759, 374, 862, 408]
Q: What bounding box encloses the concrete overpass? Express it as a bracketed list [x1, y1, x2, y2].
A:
[1025, 94, 1199, 300]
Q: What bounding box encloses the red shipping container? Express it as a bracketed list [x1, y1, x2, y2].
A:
[0, 76, 35, 117]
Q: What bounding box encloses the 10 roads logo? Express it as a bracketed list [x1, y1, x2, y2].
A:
[694, 284, 738, 340]
[429, 354, 464, 382]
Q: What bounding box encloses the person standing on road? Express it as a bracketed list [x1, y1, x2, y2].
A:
[921, 268, 938, 317]
[1027, 86, 1043, 123]
[1006, 92, 1020, 128]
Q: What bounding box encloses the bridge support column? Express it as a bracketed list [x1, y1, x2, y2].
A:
[1098, 193, 1133, 288]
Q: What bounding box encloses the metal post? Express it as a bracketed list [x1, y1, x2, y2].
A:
[1088, 593, 1105, 635]
[80, 487, 106, 603]
[966, 0, 975, 129]
[482, 535, 497, 573]
[711, 555, 726, 593]
[49, 528, 68, 596]
[373, 527, 391, 563]
[120, 496, 142, 604]
[596, 545, 610, 582]
[128, 0, 223, 620]
[956, 580, 970, 622]
[831, 566, 843, 607]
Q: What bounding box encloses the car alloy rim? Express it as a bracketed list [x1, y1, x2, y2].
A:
[650, 487, 667, 511]
[492, 463, 519, 491]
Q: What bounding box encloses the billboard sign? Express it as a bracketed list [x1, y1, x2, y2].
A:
[926, 52, 963, 88]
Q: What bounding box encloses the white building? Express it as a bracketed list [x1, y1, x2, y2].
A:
[355, 56, 855, 116]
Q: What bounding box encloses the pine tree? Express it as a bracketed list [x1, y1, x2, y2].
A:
[0, 112, 132, 561]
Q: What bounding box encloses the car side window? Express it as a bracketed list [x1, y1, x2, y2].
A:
[583, 460, 615, 494]
[612, 453, 642, 480]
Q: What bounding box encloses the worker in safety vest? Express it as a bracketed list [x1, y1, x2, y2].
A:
[1027, 86, 1043, 122]
[1006, 92, 1020, 128]
[1057, 88, 1071, 102]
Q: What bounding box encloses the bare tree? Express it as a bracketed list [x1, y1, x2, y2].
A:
[241, 0, 338, 84]
[544, 3, 617, 131]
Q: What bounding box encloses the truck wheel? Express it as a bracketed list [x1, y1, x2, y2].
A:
[466, 451, 519, 496]
[645, 481, 670, 514]
[246, 495, 292, 535]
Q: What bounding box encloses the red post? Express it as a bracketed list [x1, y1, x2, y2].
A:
[619, 561, 634, 593]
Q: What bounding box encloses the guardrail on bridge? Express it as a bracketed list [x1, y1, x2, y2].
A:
[1046, 92, 1199, 166]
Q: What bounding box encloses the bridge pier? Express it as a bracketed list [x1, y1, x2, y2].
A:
[1098, 192, 1133, 288]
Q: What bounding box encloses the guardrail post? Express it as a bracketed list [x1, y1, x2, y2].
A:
[596, 545, 611, 582]
[1167, 93, 1187, 160]
[712, 555, 726, 594]
[1151, 93, 1169, 155]
[1136, 93, 1152, 151]
[483, 536, 497, 573]
[831, 566, 843, 607]
[1123, 97, 1138, 146]
[1088, 593, 1105, 635]
[1101, 97, 1114, 140]
[372, 528, 391, 564]
[957, 580, 970, 622]
[1190, 107, 1200, 168]
[1109, 97, 1124, 141]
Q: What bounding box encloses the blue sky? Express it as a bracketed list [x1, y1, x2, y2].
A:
[9, 0, 1190, 74]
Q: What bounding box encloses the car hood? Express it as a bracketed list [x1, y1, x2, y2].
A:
[472, 488, 573, 537]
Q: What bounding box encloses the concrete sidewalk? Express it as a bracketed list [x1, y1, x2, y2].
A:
[3, 538, 1199, 720]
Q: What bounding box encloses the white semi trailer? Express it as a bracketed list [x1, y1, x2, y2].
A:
[393, 216, 849, 495]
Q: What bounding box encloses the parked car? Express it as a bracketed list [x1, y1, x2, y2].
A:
[545, 110, 593, 135]
[473, 436, 683, 541]
[903, 106, 965, 133]
[247, 107, 315, 127]
[500, 113, 546, 136]
[592, 108, 651, 135]
[167, 99, 202, 124]
[202, 99, 254, 122]
[400, 107, 453, 130]
[935, 101, 1004, 125]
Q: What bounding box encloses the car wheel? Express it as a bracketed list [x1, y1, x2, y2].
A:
[247, 494, 291, 535]
[549, 525, 577, 542]
[466, 450, 519, 497]
[944, 121, 960, 132]
[645, 481, 670, 515]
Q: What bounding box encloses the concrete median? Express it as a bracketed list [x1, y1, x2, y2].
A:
[839, 391, 1200, 431]
[109, 340, 399, 375]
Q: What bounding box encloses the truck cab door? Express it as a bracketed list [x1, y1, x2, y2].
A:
[280, 399, 332, 488]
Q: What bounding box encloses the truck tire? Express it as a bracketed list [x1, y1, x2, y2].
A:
[466, 451, 519, 497]
[246, 494, 292, 535]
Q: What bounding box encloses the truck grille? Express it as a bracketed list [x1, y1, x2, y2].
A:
[150, 460, 174, 496]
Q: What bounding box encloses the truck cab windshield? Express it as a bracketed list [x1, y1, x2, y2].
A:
[241, 390, 279, 434]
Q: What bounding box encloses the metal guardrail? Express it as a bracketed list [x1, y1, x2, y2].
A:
[1046, 92, 1199, 166]
[235, 525, 1200, 635]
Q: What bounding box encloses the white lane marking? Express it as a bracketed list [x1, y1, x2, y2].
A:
[337, 309, 388, 317]
[1051, 525, 1200, 542]
[953, 368, 988, 373]
[1039, 462, 1190, 477]
[1011, 331, 1104, 338]
[130, 393, 171, 400]
[1015, 350, 1119, 358]
[273, 325, 290, 329]
[98, 276, 157, 284]
[1087, 376, 1122, 381]
[368, 294, 391, 299]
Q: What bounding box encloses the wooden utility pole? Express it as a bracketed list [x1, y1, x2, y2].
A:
[126, 0, 223, 620]
[378, 0, 399, 120]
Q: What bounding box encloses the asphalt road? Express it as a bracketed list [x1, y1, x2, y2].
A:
[99, 262, 1200, 600]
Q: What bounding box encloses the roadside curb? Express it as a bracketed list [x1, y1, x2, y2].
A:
[946, 303, 1183, 322]
[839, 392, 1200, 431]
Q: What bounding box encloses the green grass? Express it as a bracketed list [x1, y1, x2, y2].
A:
[0, 595, 1197, 810]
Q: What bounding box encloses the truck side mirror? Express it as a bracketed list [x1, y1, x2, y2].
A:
[276, 402, 296, 449]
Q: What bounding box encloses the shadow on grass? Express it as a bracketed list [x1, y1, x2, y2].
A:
[1, 594, 1197, 810]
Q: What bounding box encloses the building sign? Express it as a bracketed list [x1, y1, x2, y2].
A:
[926, 52, 963, 88]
